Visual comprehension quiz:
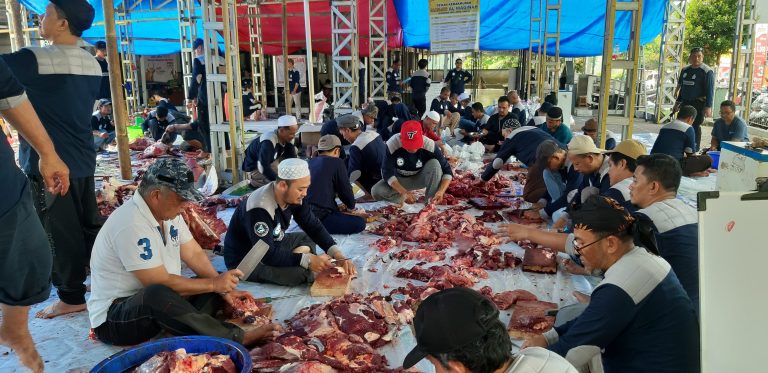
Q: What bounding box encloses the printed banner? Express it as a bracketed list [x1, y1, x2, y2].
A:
[753, 24, 767, 90]
[274, 55, 308, 88]
[429, 0, 480, 53]
[145, 54, 180, 83]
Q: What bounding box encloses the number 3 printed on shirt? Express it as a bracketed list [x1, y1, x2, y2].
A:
[137, 238, 152, 260]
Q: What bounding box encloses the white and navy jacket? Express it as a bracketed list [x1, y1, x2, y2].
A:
[481, 127, 560, 181]
[545, 247, 700, 373]
[242, 130, 298, 178]
[651, 120, 696, 161]
[383, 135, 453, 184]
[223, 183, 339, 269]
[347, 131, 387, 187]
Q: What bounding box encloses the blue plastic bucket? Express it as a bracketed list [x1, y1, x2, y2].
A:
[90, 336, 252, 373]
[707, 151, 720, 169]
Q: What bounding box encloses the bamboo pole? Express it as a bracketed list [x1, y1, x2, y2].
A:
[103, 0, 133, 180]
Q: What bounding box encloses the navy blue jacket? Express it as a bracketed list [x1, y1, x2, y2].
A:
[677, 64, 715, 107]
[0, 57, 30, 216]
[307, 156, 355, 218]
[242, 131, 298, 178]
[444, 69, 472, 94]
[188, 55, 207, 104]
[430, 97, 453, 114]
[481, 127, 560, 181]
[347, 131, 386, 189]
[224, 183, 336, 269]
[383, 135, 453, 184]
[288, 69, 301, 93]
[548, 247, 699, 373]
[409, 70, 431, 99]
[482, 112, 518, 146]
[637, 199, 700, 314]
[386, 68, 401, 93]
[651, 120, 696, 161]
[544, 165, 582, 216]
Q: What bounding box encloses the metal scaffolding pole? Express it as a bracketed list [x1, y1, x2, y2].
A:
[539, 0, 561, 99]
[526, 0, 544, 99]
[654, 0, 687, 124]
[201, 0, 244, 181]
[302, 0, 316, 118]
[330, 0, 359, 115]
[177, 0, 197, 113]
[728, 0, 757, 121]
[368, 0, 387, 101]
[5, 0, 24, 51]
[597, 0, 643, 146]
[116, 3, 141, 114]
[247, 3, 267, 109]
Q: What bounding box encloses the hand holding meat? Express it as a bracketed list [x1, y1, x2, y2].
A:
[332, 254, 357, 276]
[222, 289, 254, 306]
[402, 191, 417, 204]
[212, 269, 242, 293]
[498, 223, 531, 241]
[309, 254, 333, 273]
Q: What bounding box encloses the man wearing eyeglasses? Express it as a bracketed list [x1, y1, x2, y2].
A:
[674, 47, 715, 151]
[521, 196, 699, 373]
[88, 159, 281, 347]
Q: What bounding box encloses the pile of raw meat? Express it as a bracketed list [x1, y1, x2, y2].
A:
[222, 295, 272, 327]
[250, 293, 413, 372]
[445, 170, 514, 199]
[133, 348, 236, 373]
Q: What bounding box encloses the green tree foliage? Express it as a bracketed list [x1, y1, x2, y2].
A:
[684, 0, 738, 66]
[643, 36, 661, 70]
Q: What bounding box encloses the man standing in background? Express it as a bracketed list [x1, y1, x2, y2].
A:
[2, 0, 102, 319]
[444, 58, 472, 95]
[675, 47, 715, 151]
[93, 40, 110, 102]
[287, 59, 302, 119]
[187, 38, 210, 152]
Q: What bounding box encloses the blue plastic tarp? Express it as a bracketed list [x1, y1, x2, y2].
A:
[18, 0, 207, 56]
[393, 0, 666, 56]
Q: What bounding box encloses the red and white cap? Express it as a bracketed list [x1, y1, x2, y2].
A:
[400, 120, 424, 151]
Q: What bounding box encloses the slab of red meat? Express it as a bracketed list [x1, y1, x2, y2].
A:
[452, 245, 521, 271]
[503, 210, 545, 225]
[468, 196, 512, 210]
[395, 264, 487, 288]
[221, 295, 272, 326]
[522, 246, 558, 274]
[476, 211, 503, 223]
[391, 248, 445, 262]
[508, 300, 558, 339]
[478, 286, 539, 310]
[129, 137, 154, 151]
[139, 142, 169, 159]
[179, 203, 228, 250]
[134, 348, 236, 373]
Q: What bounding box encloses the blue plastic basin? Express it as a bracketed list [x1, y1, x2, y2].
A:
[90, 336, 252, 373]
[707, 151, 720, 169]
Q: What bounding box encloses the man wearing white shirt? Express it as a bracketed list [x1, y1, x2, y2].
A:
[88, 159, 278, 346]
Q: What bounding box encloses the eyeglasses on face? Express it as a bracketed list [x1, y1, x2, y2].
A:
[573, 233, 612, 256]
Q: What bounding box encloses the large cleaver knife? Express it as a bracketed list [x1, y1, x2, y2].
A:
[236, 240, 270, 281]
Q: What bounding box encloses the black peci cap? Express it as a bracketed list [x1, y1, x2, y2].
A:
[50, 0, 95, 36]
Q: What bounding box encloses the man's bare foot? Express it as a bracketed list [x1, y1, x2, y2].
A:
[35, 301, 87, 319]
[243, 323, 281, 347]
[573, 291, 591, 304]
[562, 259, 591, 276]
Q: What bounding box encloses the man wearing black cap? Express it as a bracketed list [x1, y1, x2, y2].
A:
[306, 135, 366, 235]
[2, 0, 103, 319]
[338, 114, 387, 195]
[91, 99, 115, 151]
[538, 106, 572, 145]
[526, 101, 552, 127]
[481, 122, 561, 181]
[522, 196, 699, 373]
[88, 159, 280, 347]
[187, 38, 211, 152]
[93, 40, 110, 101]
[403, 288, 577, 373]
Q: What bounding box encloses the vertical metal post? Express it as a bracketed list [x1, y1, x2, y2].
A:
[368, 0, 388, 101]
[177, 0, 197, 114]
[5, 0, 24, 51]
[221, 0, 243, 182]
[103, 0, 132, 180]
[528, 0, 543, 99]
[303, 0, 316, 118]
[330, 0, 359, 115]
[116, 3, 140, 115]
[282, 0, 290, 115]
[655, 0, 687, 123]
[542, 0, 561, 98]
[247, 3, 267, 109]
[728, 0, 757, 121]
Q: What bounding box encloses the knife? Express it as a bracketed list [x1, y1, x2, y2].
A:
[255, 294, 304, 303]
[236, 240, 270, 281]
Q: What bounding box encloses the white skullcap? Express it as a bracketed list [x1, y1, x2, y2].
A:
[422, 110, 440, 122]
[277, 158, 310, 180]
[277, 115, 298, 127]
[458, 92, 470, 101]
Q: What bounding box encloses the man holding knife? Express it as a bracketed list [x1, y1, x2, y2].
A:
[224, 158, 357, 286]
[88, 159, 280, 347]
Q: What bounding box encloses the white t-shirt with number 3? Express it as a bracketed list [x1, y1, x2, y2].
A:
[87, 192, 193, 329]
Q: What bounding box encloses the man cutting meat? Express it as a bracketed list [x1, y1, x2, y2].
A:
[481, 123, 561, 181]
[242, 115, 298, 188]
[403, 288, 577, 373]
[371, 120, 453, 204]
[521, 196, 699, 373]
[337, 114, 387, 195]
[224, 159, 356, 286]
[88, 159, 280, 347]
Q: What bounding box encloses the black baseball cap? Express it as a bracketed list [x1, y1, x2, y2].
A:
[403, 288, 499, 369]
[50, 0, 95, 36]
[94, 40, 107, 50]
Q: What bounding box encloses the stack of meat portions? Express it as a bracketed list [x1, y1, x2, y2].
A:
[133, 348, 236, 373]
[395, 264, 488, 288]
[452, 244, 522, 271]
[221, 295, 272, 327]
[250, 293, 411, 372]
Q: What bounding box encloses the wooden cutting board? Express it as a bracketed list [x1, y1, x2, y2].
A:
[225, 304, 274, 331]
[310, 267, 353, 297]
[508, 300, 558, 339]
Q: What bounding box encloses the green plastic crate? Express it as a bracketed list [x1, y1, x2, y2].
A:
[127, 125, 143, 141]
